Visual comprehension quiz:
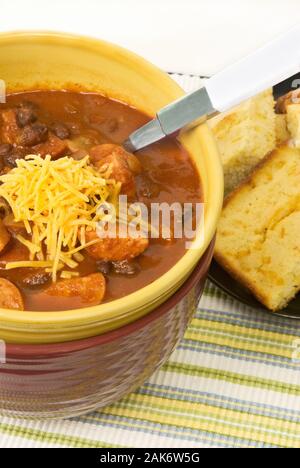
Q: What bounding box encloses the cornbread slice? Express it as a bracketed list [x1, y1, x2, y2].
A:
[215, 145, 300, 311]
[209, 89, 276, 194]
[286, 104, 300, 147]
[275, 113, 290, 145]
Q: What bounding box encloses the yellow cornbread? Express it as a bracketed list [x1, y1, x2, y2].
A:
[215, 145, 300, 311]
[209, 89, 276, 194]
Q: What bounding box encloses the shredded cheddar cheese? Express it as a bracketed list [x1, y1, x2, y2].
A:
[0, 155, 121, 281]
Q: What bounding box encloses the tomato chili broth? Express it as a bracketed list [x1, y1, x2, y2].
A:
[0, 90, 202, 311]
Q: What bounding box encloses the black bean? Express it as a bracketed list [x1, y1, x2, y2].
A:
[51, 122, 70, 140]
[18, 123, 48, 147]
[4, 154, 19, 168]
[0, 144, 12, 157]
[21, 270, 51, 289]
[112, 260, 140, 276]
[16, 106, 37, 128]
[5, 156, 19, 168]
[96, 260, 111, 276]
[4, 147, 27, 168]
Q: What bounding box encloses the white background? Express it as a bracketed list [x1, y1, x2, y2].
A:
[1, 0, 300, 75]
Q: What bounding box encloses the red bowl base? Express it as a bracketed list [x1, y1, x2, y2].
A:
[0, 240, 215, 419]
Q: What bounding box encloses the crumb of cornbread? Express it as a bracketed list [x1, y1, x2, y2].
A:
[286, 104, 300, 147]
[275, 113, 290, 145]
[215, 145, 300, 311]
[208, 89, 276, 194]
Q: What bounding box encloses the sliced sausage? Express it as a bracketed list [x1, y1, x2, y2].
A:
[0, 278, 24, 310]
[34, 132, 68, 159]
[46, 273, 106, 304]
[1, 109, 21, 144]
[85, 229, 149, 262]
[90, 144, 142, 198]
[90, 143, 142, 174]
[97, 153, 136, 198]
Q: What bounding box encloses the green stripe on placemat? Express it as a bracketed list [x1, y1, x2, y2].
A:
[0, 421, 123, 448]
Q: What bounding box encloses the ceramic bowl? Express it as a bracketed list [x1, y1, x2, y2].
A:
[0, 32, 223, 417]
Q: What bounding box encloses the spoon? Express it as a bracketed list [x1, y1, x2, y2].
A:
[124, 25, 300, 152]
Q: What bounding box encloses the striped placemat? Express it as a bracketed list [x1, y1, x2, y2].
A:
[0, 74, 300, 448]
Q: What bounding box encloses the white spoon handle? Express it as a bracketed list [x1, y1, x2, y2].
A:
[206, 24, 300, 112]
